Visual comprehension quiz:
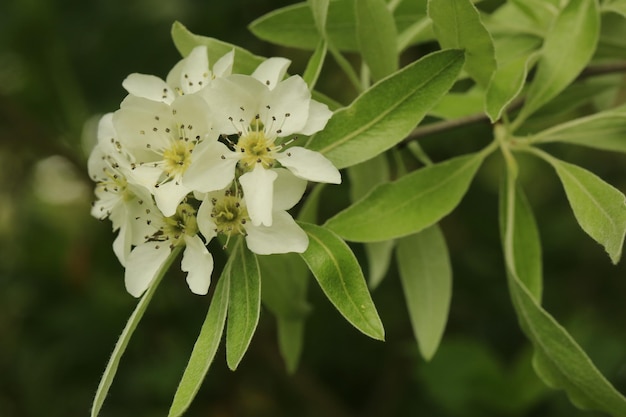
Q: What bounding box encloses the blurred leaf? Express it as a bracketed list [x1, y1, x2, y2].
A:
[325, 152, 485, 242]
[259, 253, 310, 373]
[531, 104, 626, 153]
[603, 0, 626, 17]
[356, 0, 398, 81]
[307, 49, 464, 169]
[510, 0, 560, 28]
[91, 247, 180, 417]
[485, 35, 541, 122]
[226, 243, 261, 370]
[500, 173, 626, 415]
[547, 157, 626, 264]
[428, 0, 496, 88]
[514, 0, 600, 127]
[297, 183, 326, 224]
[308, 0, 330, 32]
[429, 90, 485, 119]
[168, 254, 231, 417]
[298, 222, 385, 340]
[364, 241, 395, 289]
[498, 180, 543, 301]
[397, 225, 452, 361]
[303, 40, 327, 89]
[171, 22, 264, 75]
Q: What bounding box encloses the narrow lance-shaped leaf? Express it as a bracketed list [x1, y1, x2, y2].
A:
[226, 242, 262, 370]
[303, 40, 327, 89]
[529, 104, 626, 154]
[298, 222, 385, 340]
[325, 152, 486, 242]
[500, 171, 626, 415]
[513, 0, 600, 128]
[428, 0, 496, 88]
[168, 254, 231, 417]
[91, 247, 181, 417]
[308, 0, 329, 33]
[397, 225, 452, 361]
[307, 49, 464, 169]
[171, 22, 265, 75]
[543, 155, 626, 264]
[356, 0, 399, 81]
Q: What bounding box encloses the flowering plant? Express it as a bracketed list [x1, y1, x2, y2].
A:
[89, 1, 626, 416]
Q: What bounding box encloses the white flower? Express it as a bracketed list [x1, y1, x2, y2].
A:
[88, 113, 157, 266]
[184, 59, 340, 227]
[196, 168, 309, 254]
[112, 93, 219, 217]
[124, 202, 214, 297]
[121, 46, 234, 104]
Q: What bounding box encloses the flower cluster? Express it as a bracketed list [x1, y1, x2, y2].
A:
[89, 46, 341, 297]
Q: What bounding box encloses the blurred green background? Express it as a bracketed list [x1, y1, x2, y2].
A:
[1, 0, 626, 416]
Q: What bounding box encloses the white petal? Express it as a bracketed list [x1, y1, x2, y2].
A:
[122, 73, 175, 104]
[127, 164, 162, 191]
[183, 140, 238, 193]
[197, 195, 218, 240]
[300, 99, 333, 135]
[113, 224, 132, 267]
[166, 46, 210, 95]
[154, 181, 192, 217]
[200, 75, 265, 134]
[276, 146, 341, 183]
[240, 165, 278, 226]
[245, 211, 308, 255]
[182, 235, 214, 295]
[170, 94, 213, 137]
[96, 113, 117, 148]
[212, 50, 234, 78]
[251, 57, 291, 90]
[273, 168, 307, 211]
[114, 96, 175, 152]
[125, 242, 172, 297]
[261, 76, 310, 137]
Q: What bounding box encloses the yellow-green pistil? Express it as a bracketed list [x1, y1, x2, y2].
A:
[237, 130, 277, 170]
[211, 194, 248, 236]
[160, 203, 198, 247]
[163, 140, 194, 178]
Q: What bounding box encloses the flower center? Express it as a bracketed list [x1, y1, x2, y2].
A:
[237, 131, 277, 170]
[211, 194, 249, 236]
[163, 140, 193, 178]
[160, 203, 198, 247]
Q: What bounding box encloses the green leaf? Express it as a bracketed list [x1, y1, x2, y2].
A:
[548, 157, 626, 264]
[485, 36, 541, 122]
[259, 253, 310, 373]
[500, 173, 626, 415]
[428, 0, 496, 88]
[603, 0, 626, 17]
[396, 225, 452, 361]
[364, 240, 395, 289]
[356, 0, 398, 81]
[429, 90, 485, 119]
[498, 181, 543, 301]
[298, 222, 385, 340]
[513, 0, 600, 128]
[308, 0, 330, 32]
[171, 21, 265, 75]
[510, 0, 559, 28]
[307, 49, 464, 169]
[226, 242, 262, 370]
[168, 258, 231, 417]
[303, 40, 328, 89]
[530, 105, 626, 153]
[91, 247, 180, 417]
[325, 152, 485, 242]
[248, 1, 358, 51]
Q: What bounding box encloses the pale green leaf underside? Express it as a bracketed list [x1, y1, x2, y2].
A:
[514, 0, 600, 127]
[501, 174, 626, 415]
[298, 222, 385, 340]
[397, 225, 452, 361]
[168, 262, 231, 417]
[428, 0, 497, 88]
[307, 49, 464, 169]
[531, 105, 626, 153]
[325, 153, 484, 242]
[550, 158, 626, 264]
